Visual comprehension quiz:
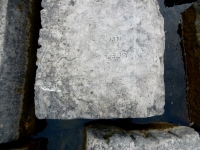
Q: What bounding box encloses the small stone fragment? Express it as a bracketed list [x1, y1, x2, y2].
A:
[0, 138, 48, 150]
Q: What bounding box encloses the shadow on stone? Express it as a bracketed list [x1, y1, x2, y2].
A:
[84, 119, 177, 133]
[181, 0, 200, 130]
[0, 138, 48, 150]
[18, 0, 45, 139]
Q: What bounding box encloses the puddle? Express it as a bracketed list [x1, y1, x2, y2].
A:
[34, 1, 195, 149]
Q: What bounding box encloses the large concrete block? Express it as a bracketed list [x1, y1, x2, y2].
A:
[85, 122, 200, 150]
[35, 0, 165, 119]
[0, 0, 41, 144]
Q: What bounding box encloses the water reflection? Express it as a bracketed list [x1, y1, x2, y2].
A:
[164, 0, 196, 7]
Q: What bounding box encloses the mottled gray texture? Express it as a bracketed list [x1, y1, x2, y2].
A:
[0, 0, 31, 144]
[86, 124, 200, 150]
[0, 1, 7, 65]
[35, 0, 165, 119]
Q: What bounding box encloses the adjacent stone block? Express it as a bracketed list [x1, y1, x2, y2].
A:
[181, 0, 200, 129]
[0, 0, 40, 144]
[85, 122, 200, 150]
[35, 0, 165, 119]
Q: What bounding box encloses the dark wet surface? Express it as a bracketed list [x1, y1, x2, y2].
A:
[181, 1, 200, 129]
[34, 1, 195, 150]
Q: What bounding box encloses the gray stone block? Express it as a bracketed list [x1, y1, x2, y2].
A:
[85, 123, 200, 150]
[0, 0, 39, 144]
[35, 0, 165, 119]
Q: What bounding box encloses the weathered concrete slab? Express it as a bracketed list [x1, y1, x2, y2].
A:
[0, 0, 41, 144]
[35, 0, 165, 119]
[181, 0, 200, 128]
[85, 122, 200, 150]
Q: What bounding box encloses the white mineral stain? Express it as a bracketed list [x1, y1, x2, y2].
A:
[0, 124, 3, 128]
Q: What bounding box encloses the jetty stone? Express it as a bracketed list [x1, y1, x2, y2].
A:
[0, 0, 23, 143]
[35, 0, 165, 119]
[85, 123, 200, 150]
[0, 0, 39, 144]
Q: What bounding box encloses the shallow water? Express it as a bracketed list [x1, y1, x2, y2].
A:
[34, 1, 194, 149]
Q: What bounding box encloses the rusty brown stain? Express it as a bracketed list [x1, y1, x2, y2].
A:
[17, 4, 24, 11]
[182, 4, 200, 128]
[16, 88, 21, 94]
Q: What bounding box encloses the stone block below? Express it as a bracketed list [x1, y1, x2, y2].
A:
[85, 122, 200, 150]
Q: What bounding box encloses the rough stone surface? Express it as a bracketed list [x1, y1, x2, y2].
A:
[35, 0, 165, 119]
[0, 0, 38, 144]
[182, 0, 200, 129]
[0, 1, 8, 65]
[85, 123, 200, 150]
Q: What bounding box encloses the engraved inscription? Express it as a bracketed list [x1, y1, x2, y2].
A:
[107, 36, 128, 59]
[110, 36, 122, 42]
[105, 52, 128, 59]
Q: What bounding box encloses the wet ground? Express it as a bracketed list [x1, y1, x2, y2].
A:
[33, 0, 196, 150]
